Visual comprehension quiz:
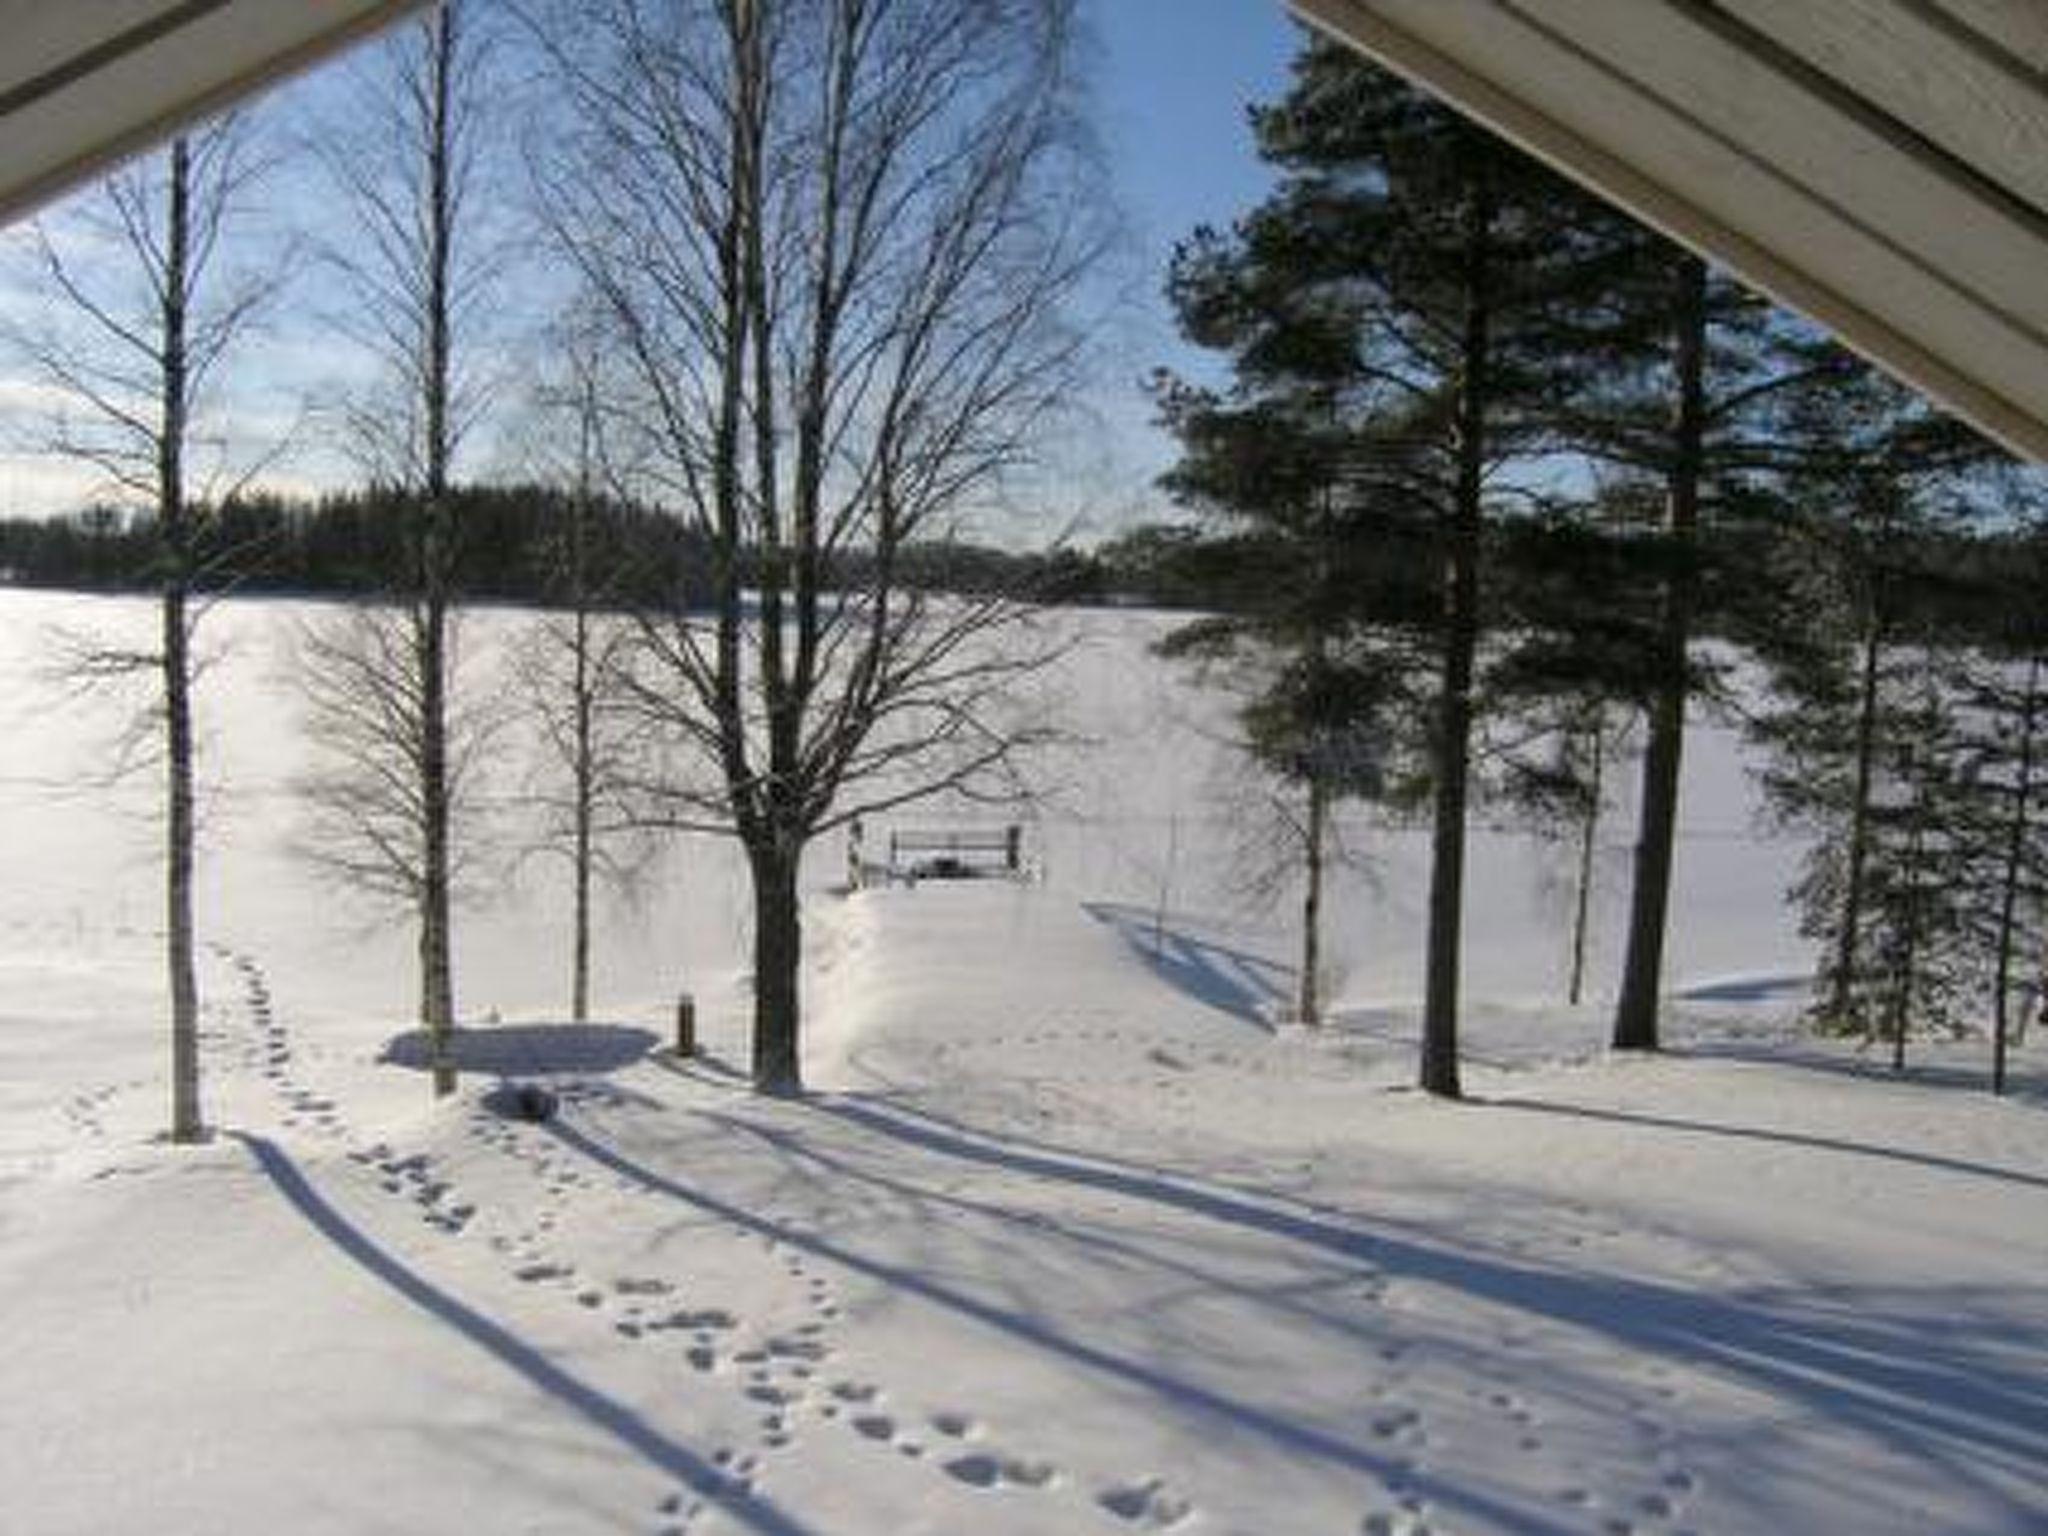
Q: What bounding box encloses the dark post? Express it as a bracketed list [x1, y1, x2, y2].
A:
[675, 992, 696, 1058]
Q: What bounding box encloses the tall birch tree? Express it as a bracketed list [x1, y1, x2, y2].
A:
[4, 119, 275, 1142]
[297, 0, 499, 1094]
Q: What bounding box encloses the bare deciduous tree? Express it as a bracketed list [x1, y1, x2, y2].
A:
[4, 118, 277, 1142]
[292, 602, 506, 996]
[524, 0, 1102, 1092]
[296, 0, 502, 1092]
[512, 320, 651, 1022]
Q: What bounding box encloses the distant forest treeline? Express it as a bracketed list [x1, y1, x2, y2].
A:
[0, 482, 2033, 647]
[0, 483, 1100, 608]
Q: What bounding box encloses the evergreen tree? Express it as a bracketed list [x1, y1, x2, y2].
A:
[1747, 364, 1994, 1043]
[1938, 514, 2048, 1092]
[1159, 41, 1615, 1095]
[1538, 230, 1824, 1052]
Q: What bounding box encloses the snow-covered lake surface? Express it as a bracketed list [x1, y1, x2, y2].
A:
[2, 589, 2043, 1535]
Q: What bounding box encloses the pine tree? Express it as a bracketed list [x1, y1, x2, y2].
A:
[1159, 43, 1612, 1097]
[1747, 365, 1995, 1044]
[1939, 517, 2048, 1092]
[1539, 234, 1822, 1052]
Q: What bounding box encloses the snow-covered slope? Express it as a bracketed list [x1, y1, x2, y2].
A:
[1, 590, 2043, 1535]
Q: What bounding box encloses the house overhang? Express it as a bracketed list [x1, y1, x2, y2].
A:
[1291, 0, 2048, 464]
[0, 0, 431, 225]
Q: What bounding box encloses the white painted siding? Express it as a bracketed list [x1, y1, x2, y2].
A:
[1293, 0, 2048, 463]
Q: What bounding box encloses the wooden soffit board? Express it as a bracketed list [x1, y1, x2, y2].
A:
[0, 0, 431, 225]
[1289, 0, 2048, 463]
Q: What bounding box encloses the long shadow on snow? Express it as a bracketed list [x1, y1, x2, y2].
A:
[235, 1133, 817, 1536]
[381, 1022, 658, 1077]
[695, 1106, 1380, 1353]
[1081, 900, 1286, 1026]
[1488, 1097, 2048, 1194]
[802, 1096, 2048, 1517]
[1671, 1036, 2047, 1101]
[543, 1110, 1575, 1536]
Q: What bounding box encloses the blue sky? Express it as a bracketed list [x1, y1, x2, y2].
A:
[0, 1, 1309, 531]
[1092, 0, 1299, 273]
[1076, 0, 1302, 527]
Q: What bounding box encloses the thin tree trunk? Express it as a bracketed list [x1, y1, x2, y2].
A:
[419, 0, 458, 1095]
[1828, 614, 1884, 1037]
[569, 393, 595, 1023]
[1569, 721, 1603, 1009]
[1891, 787, 1928, 1074]
[161, 137, 202, 1143]
[571, 601, 593, 1025]
[1612, 252, 1705, 1050]
[1420, 147, 1493, 1102]
[750, 835, 803, 1095]
[1298, 776, 1327, 1027]
[1990, 654, 2039, 1095]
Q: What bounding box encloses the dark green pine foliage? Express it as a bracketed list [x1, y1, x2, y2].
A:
[1940, 514, 2048, 1092]
[1159, 42, 1606, 1096]
[1153, 205, 1422, 1031]
[1521, 229, 1814, 1052]
[1745, 363, 1997, 1048]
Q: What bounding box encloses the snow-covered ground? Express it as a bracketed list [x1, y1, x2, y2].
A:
[2, 589, 2043, 1535]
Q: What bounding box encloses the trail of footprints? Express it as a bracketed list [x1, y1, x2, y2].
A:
[500, 1104, 1201, 1533]
[214, 949, 1697, 1536]
[206, 957, 1196, 1533]
[1337, 1269, 1709, 1536]
[211, 941, 349, 1142]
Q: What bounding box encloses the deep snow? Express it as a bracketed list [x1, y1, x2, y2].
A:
[1, 590, 2043, 1535]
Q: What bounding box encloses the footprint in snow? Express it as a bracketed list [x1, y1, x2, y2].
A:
[942, 1452, 1059, 1491]
[1097, 1477, 1193, 1528]
[1359, 1511, 1432, 1536]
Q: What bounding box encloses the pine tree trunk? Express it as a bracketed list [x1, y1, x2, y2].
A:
[1612, 252, 1705, 1051]
[750, 836, 803, 1095]
[1828, 616, 1884, 1036]
[1298, 776, 1327, 1027]
[1569, 722, 1602, 1009]
[1990, 654, 2039, 1095]
[1420, 147, 1493, 1102]
[1891, 796, 1928, 1074]
[161, 137, 201, 1144]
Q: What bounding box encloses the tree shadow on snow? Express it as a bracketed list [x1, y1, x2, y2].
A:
[1487, 1096, 2048, 1194]
[1669, 1035, 2047, 1102]
[782, 1095, 2048, 1530]
[1080, 900, 1287, 1027]
[233, 1132, 818, 1536]
[380, 1022, 657, 1077]
[536, 1111, 1574, 1535]
[1673, 971, 1810, 1005]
